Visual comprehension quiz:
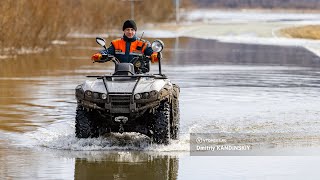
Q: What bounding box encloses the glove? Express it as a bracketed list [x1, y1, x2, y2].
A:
[91, 53, 102, 62]
[150, 52, 158, 63]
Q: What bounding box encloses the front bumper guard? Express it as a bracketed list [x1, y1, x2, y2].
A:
[78, 99, 160, 113]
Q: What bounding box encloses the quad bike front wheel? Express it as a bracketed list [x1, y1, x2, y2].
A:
[75, 106, 100, 138]
[152, 100, 171, 144]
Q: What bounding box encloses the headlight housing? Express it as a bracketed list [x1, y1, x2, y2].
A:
[143, 92, 149, 99]
[151, 40, 164, 52]
[135, 93, 142, 100]
[134, 91, 158, 100]
[101, 93, 107, 100]
[85, 90, 92, 97]
[84, 90, 108, 100]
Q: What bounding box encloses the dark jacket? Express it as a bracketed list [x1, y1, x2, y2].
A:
[100, 35, 153, 63]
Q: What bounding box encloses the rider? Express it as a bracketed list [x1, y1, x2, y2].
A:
[91, 20, 158, 63]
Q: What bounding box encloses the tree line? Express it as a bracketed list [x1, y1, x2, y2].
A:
[0, 0, 179, 53]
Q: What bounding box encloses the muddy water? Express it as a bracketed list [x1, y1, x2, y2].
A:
[1, 37, 320, 179]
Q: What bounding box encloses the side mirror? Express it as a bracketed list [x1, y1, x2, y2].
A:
[96, 37, 106, 48]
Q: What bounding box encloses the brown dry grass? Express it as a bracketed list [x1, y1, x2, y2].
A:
[0, 0, 74, 53]
[0, 0, 191, 53]
[280, 25, 320, 40]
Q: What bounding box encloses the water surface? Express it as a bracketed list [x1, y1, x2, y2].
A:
[1, 37, 320, 179]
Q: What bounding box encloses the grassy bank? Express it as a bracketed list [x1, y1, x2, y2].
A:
[0, 0, 188, 54]
[280, 25, 320, 40]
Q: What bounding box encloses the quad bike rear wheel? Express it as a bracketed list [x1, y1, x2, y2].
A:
[171, 84, 180, 140]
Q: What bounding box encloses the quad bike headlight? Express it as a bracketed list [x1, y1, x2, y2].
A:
[143, 92, 149, 99]
[134, 93, 141, 100]
[85, 90, 92, 97]
[101, 93, 107, 100]
[151, 40, 164, 52]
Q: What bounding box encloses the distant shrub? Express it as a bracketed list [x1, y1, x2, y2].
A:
[0, 0, 186, 53]
[281, 25, 320, 40]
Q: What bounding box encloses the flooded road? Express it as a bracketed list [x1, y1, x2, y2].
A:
[1, 37, 320, 179]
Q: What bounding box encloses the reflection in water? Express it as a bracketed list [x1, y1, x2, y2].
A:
[0, 145, 179, 180]
[74, 152, 178, 180]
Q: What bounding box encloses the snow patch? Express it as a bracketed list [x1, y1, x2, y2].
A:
[183, 9, 320, 22]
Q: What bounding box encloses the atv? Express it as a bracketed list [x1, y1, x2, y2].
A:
[75, 37, 180, 144]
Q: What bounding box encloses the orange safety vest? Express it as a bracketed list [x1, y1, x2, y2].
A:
[111, 38, 148, 56]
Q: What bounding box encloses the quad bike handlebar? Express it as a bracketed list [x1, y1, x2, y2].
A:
[93, 54, 120, 64]
[93, 54, 150, 74]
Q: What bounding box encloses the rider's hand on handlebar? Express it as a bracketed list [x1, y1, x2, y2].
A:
[91, 53, 102, 62]
[151, 52, 158, 63]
